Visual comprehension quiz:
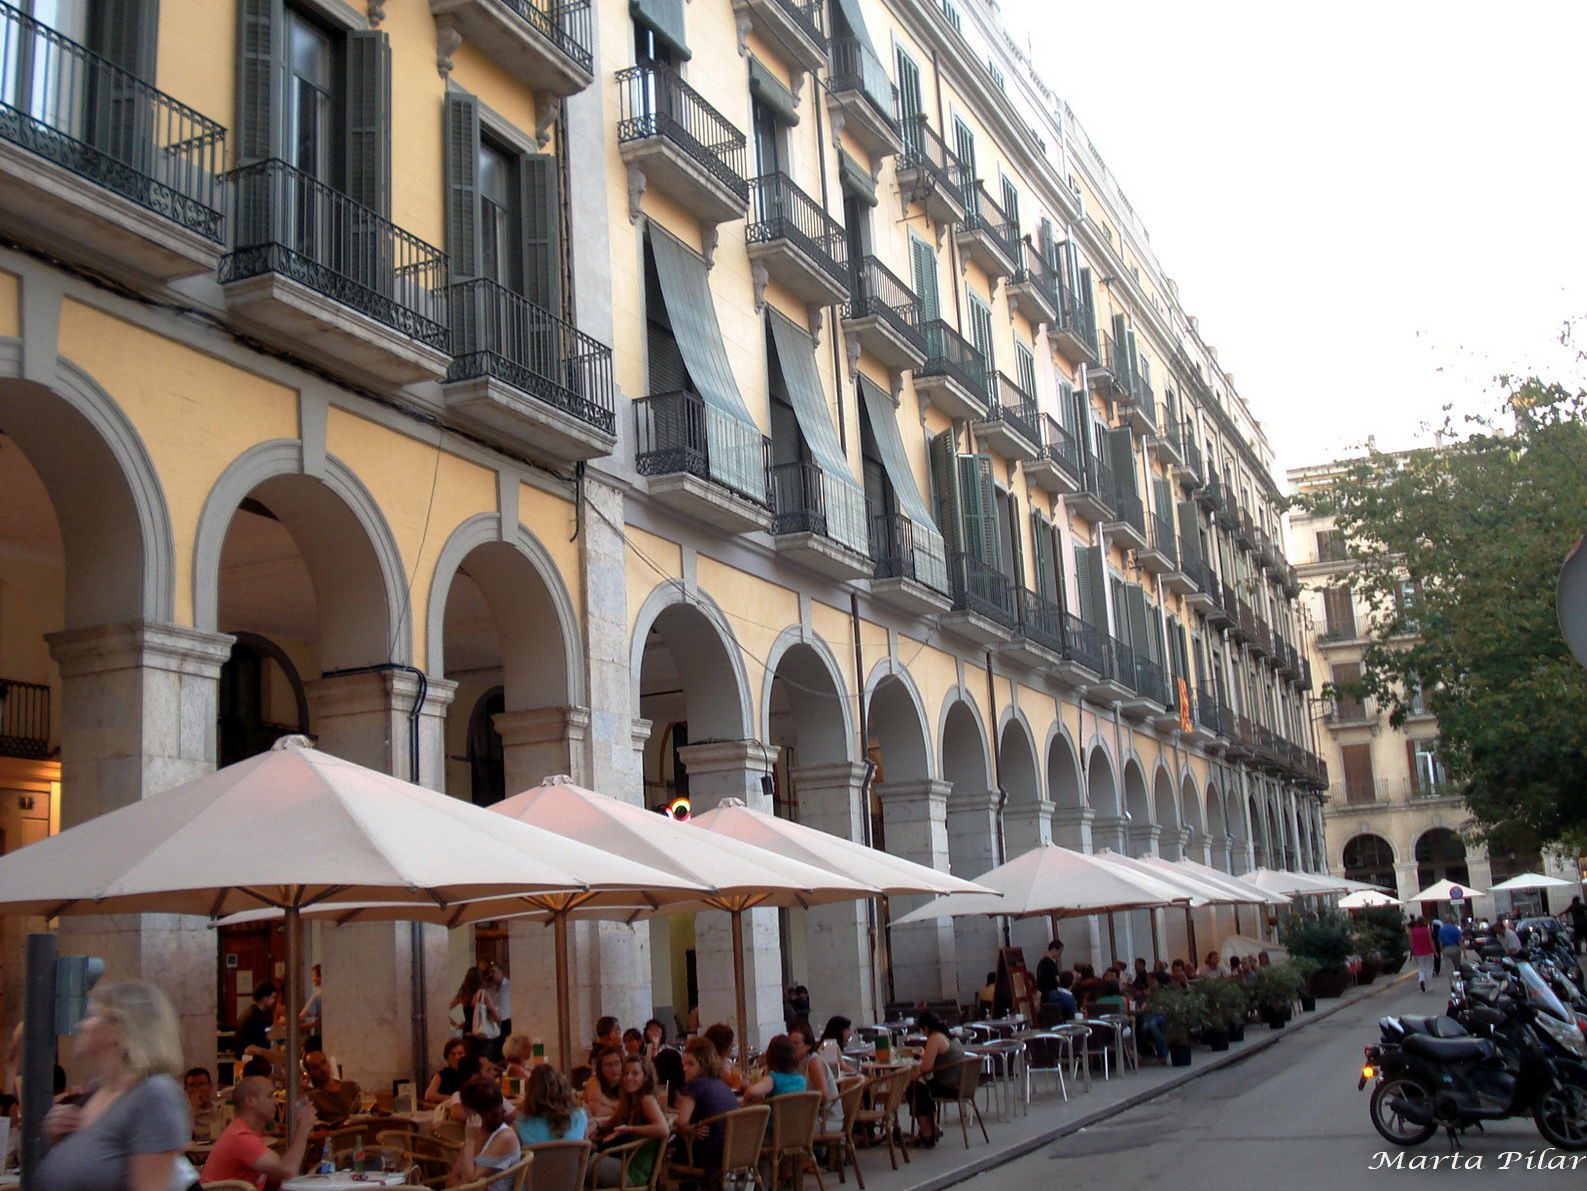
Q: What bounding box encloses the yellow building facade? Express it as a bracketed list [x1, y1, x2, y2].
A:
[0, 0, 1323, 1081]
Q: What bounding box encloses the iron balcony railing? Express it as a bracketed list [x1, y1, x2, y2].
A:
[616, 64, 748, 201]
[868, 510, 948, 592]
[918, 318, 988, 401]
[827, 35, 898, 130]
[0, 677, 49, 759]
[1103, 333, 1132, 389]
[498, 0, 594, 72]
[1110, 483, 1146, 536]
[1198, 471, 1225, 511]
[1221, 581, 1240, 622]
[1055, 275, 1096, 352]
[1194, 685, 1221, 735]
[771, 458, 865, 550]
[747, 171, 847, 286]
[634, 389, 771, 507]
[448, 277, 614, 434]
[1014, 239, 1059, 309]
[948, 551, 1017, 627]
[985, 372, 1040, 446]
[1147, 511, 1177, 566]
[1131, 371, 1157, 426]
[1108, 637, 1138, 694]
[1134, 654, 1170, 707]
[963, 180, 1019, 262]
[844, 254, 925, 351]
[1084, 453, 1116, 510]
[1096, 330, 1119, 377]
[1038, 414, 1082, 484]
[1064, 613, 1107, 675]
[222, 159, 448, 349]
[897, 113, 968, 208]
[0, 0, 225, 240]
[768, 0, 825, 46]
[1181, 553, 1213, 596]
[1016, 587, 1065, 654]
[1180, 426, 1203, 480]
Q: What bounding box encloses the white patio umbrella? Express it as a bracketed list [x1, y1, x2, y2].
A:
[0, 737, 705, 1117]
[1152, 857, 1291, 940]
[1244, 867, 1355, 897]
[1488, 873, 1576, 892]
[1338, 888, 1403, 910]
[1093, 850, 1256, 963]
[1407, 877, 1487, 903]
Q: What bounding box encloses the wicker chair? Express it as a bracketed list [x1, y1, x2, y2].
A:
[812, 1075, 867, 1189]
[586, 1134, 666, 1191]
[450, 1152, 534, 1191]
[379, 1130, 461, 1189]
[668, 1104, 771, 1191]
[330, 1143, 417, 1178]
[522, 1139, 593, 1191]
[202, 1183, 260, 1190]
[848, 1068, 911, 1172]
[935, 1058, 989, 1149]
[760, 1091, 824, 1191]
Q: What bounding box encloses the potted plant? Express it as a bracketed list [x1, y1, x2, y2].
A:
[1354, 905, 1410, 975]
[1290, 956, 1320, 1011]
[1147, 983, 1208, 1067]
[1253, 961, 1303, 1027]
[1279, 908, 1354, 998]
[1201, 977, 1250, 1049]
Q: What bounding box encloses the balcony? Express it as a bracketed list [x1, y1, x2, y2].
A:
[746, 172, 848, 306]
[1112, 356, 1156, 437]
[1050, 278, 1098, 366]
[1282, 564, 1301, 599]
[770, 460, 872, 580]
[634, 390, 772, 532]
[1067, 454, 1115, 524]
[1146, 422, 1185, 471]
[954, 180, 1019, 279]
[0, 677, 50, 760]
[867, 511, 950, 615]
[913, 319, 988, 420]
[842, 255, 925, 371]
[445, 277, 616, 462]
[1080, 636, 1133, 705]
[219, 160, 449, 385]
[731, 0, 826, 74]
[1024, 414, 1082, 497]
[1087, 330, 1117, 390]
[1055, 612, 1108, 686]
[1176, 430, 1203, 487]
[1003, 586, 1065, 668]
[1229, 597, 1254, 645]
[894, 114, 967, 226]
[1299, 656, 1314, 691]
[617, 64, 748, 227]
[974, 372, 1040, 461]
[1108, 639, 1158, 718]
[1181, 559, 1222, 618]
[826, 35, 901, 159]
[1134, 510, 1178, 575]
[429, 0, 594, 98]
[1249, 614, 1272, 659]
[1005, 239, 1058, 326]
[1099, 486, 1147, 552]
[0, 3, 226, 282]
[1195, 471, 1225, 514]
[1234, 508, 1257, 550]
[1188, 685, 1220, 746]
[941, 552, 1016, 644]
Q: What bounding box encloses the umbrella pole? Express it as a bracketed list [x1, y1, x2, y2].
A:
[1185, 906, 1197, 966]
[1106, 913, 1118, 967]
[878, 895, 894, 1018]
[554, 912, 572, 1073]
[731, 910, 749, 1059]
[1234, 904, 1243, 938]
[286, 905, 303, 1145]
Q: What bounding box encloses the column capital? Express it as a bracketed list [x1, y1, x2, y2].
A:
[676, 739, 778, 777]
[47, 620, 234, 679]
[875, 778, 952, 811]
[947, 788, 1001, 815]
[494, 705, 592, 750]
[305, 668, 456, 719]
[787, 760, 869, 790]
[1051, 806, 1095, 827]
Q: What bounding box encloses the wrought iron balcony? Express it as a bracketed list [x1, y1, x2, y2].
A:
[770, 457, 866, 559]
[635, 389, 772, 530]
[1195, 470, 1225, 513]
[954, 180, 1019, 277]
[1060, 613, 1105, 678]
[869, 510, 949, 598]
[1194, 685, 1222, 736]
[1024, 414, 1082, 496]
[1014, 587, 1066, 655]
[1133, 653, 1171, 709]
[1135, 509, 1179, 575]
[0, 0, 226, 279]
[1067, 453, 1116, 524]
[444, 277, 615, 461]
[1183, 558, 1224, 620]
[914, 318, 988, 419]
[429, 0, 594, 96]
[1100, 484, 1147, 552]
[617, 64, 748, 224]
[947, 551, 1018, 631]
[1051, 276, 1098, 365]
[1005, 238, 1059, 325]
[746, 171, 847, 305]
[0, 677, 50, 760]
[220, 159, 450, 384]
[842, 254, 925, 369]
[1177, 426, 1204, 486]
[733, 0, 826, 72]
[1088, 330, 1118, 390]
[826, 35, 901, 158]
[975, 372, 1039, 460]
[895, 114, 967, 226]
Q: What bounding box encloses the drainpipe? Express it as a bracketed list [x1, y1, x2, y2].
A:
[850, 595, 887, 1010]
[985, 651, 1010, 947]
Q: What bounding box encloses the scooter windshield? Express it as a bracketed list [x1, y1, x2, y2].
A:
[1519, 960, 1572, 1023]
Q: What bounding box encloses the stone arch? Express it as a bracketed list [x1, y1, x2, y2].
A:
[1247, 794, 1267, 866]
[864, 660, 932, 784]
[761, 628, 854, 768]
[938, 690, 990, 796]
[1342, 832, 1397, 890]
[997, 711, 1045, 851]
[1085, 743, 1119, 820]
[0, 354, 175, 626]
[425, 513, 584, 708]
[193, 441, 410, 668]
[1152, 764, 1181, 858]
[1044, 724, 1082, 810]
[630, 582, 754, 744]
[1414, 826, 1469, 888]
[1121, 756, 1150, 853]
[1179, 770, 1204, 838]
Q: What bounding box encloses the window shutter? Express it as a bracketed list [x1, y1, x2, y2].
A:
[632, 0, 690, 60]
[1111, 312, 1128, 374]
[1105, 426, 1137, 501]
[968, 296, 993, 371]
[1178, 501, 1202, 567]
[911, 237, 939, 321]
[958, 453, 997, 569]
[1342, 744, 1375, 802]
[1332, 662, 1363, 719]
[1405, 739, 1419, 792]
[520, 153, 561, 317]
[929, 429, 963, 562]
[1153, 477, 1173, 523]
[1323, 586, 1356, 637]
[1015, 343, 1037, 398]
[953, 118, 975, 176]
[1076, 542, 1108, 630]
[895, 46, 922, 118]
[236, 0, 280, 165]
[345, 30, 392, 216]
[1001, 177, 1020, 235]
[1031, 509, 1054, 600]
[444, 93, 482, 282]
[92, 0, 158, 79]
[1126, 585, 1151, 659]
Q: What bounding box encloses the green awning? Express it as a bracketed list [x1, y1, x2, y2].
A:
[858, 375, 947, 591]
[631, 0, 690, 60]
[831, 0, 894, 120]
[749, 58, 799, 127]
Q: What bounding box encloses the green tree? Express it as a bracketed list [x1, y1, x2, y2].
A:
[1294, 380, 1587, 845]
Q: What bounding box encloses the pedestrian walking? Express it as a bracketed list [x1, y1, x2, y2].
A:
[1437, 917, 1464, 979]
[1407, 916, 1435, 992]
[1568, 896, 1587, 956]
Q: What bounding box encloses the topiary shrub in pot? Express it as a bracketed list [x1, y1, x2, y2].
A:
[1147, 983, 1208, 1067]
[1354, 905, 1410, 974]
[1289, 956, 1320, 1011]
[1279, 907, 1354, 998]
[1201, 977, 1250, 1048]
[1253, 961, 1304, 1027]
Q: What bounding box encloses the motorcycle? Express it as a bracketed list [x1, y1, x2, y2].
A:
[1359, 960, 1587, 1150]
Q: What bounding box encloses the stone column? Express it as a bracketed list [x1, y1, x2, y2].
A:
[1393, 860, 1420, 906]
[306, 669, 456, 1089]
[1050, 806, 1094, 852]
[876, 779, 954, 1003]
[495, 705, 591, 793]
[1004, 797, 1053, 852]
[789, 761, 875, 1024]
[676, 740, 783, 1049]
[945, 789, 1001, 1004]
[1091, 815, 1129, 855]
[46, 620, 233, 1075]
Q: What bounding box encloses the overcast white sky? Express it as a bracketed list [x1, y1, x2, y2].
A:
[997, 0, 1587, 479]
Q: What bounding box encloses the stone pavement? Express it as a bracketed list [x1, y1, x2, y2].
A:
[832, 974, 1414, 1191]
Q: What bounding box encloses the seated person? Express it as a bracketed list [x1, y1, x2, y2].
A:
[183, 1066, 217, 1141]
[302, 1049, 362, 1126]
[450, 1077, 522, 1191]
[500, 1035, 533, 1085]
[1089, 979, 1127, 1017]
[588, 1016, 622, 1066]
[701, 1023, 744, 1093]
[590, 1057, 668, 1188]
[583, 1046, 625, 1124]
[652, 1046, 685, 1103]
[741, 1035, 804, 1103]
[1045, 972, 1079, 1018]
[425, 1038, 469, 1106]
[623, 1028, 645, 1058]
[516, 1064, 588, 1145]
[976, 971, 997, 1014]
[673, 1038, 740, 1173]
[201, 1077, 317, 1189]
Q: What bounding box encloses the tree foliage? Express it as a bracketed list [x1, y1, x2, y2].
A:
[1293, 380, 1587, 846]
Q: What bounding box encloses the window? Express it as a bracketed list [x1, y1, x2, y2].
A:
[1410, 739, 1446, 793]
[1015, 342, 1037, 398]
[1000, 176, 1019, 234]
[1322, 586, 1355, 638]
[967, 293, 994, 371]
[1341, 744, 1374, 802]
[909, 234, 939, 321]
[1315, 529, 1345, 562]
[894, 44, 922, 119]
[633, 0, 687, 64]
[1330, 662, 1365, 721]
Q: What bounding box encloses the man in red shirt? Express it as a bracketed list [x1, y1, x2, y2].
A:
[200, 1076, 317, 1189]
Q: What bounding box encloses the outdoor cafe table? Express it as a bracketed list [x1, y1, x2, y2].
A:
[283, 1173, 409, 1190]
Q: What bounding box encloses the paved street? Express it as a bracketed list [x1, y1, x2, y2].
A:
[957, 977, 1587, 1191]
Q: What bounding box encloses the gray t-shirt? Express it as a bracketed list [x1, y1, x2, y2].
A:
[35, 1073, 191, 1191]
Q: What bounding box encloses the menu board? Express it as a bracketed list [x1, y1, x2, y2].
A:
[997, 946, 1039, 1022]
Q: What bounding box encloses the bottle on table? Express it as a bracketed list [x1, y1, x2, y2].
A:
[316, 1140, 334, 1175]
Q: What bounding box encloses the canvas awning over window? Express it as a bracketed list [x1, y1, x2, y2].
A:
[631, 0, 690, 60]
[831, 0, 894, 120]
[858, 375, 947, 591]
[648, 225, 767, 503]
[767, 311, 866, 554]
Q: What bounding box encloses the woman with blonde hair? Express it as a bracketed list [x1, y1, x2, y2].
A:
[35, 980, 197, 1191]
[590, 1055, 668, 1185]
[514, 1063, 588, 1144]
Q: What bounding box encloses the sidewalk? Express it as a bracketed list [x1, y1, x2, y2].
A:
[840, 974, 1412, 1191]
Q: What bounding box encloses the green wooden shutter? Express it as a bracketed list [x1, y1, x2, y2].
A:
[1039, 218, 1056, 268]
[444, 92, 482, 282]
[1031, 509, 1055, 600]
[1077, 542, 1108, 630]
[1001, 177, 1020, 236]
[1077, 265, 1095, 325]
[911, 236, 939, 321]
[958, 453, 997, 568]
[1015, 343, 1037, 398]
[1178, 501, 1202, 567]
[632, 0, 690, 59]
[1153, 477, 1174, 524]
[929, 429, 962, 562]
[1110, 313, 1129, 379]
[236, 0, 280, 165]
[953, 118, 975, 176]
[1059, 380, 1079, 436]
[345, 30, 392, 216]
[1105, 426, 1137, 502]
[968, 295, 993, 371]
[520, 153, 561, 317]
[92, 0, 158, 79]
[895, 46, 922, 117]
[1126, 585, 1151, 659]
